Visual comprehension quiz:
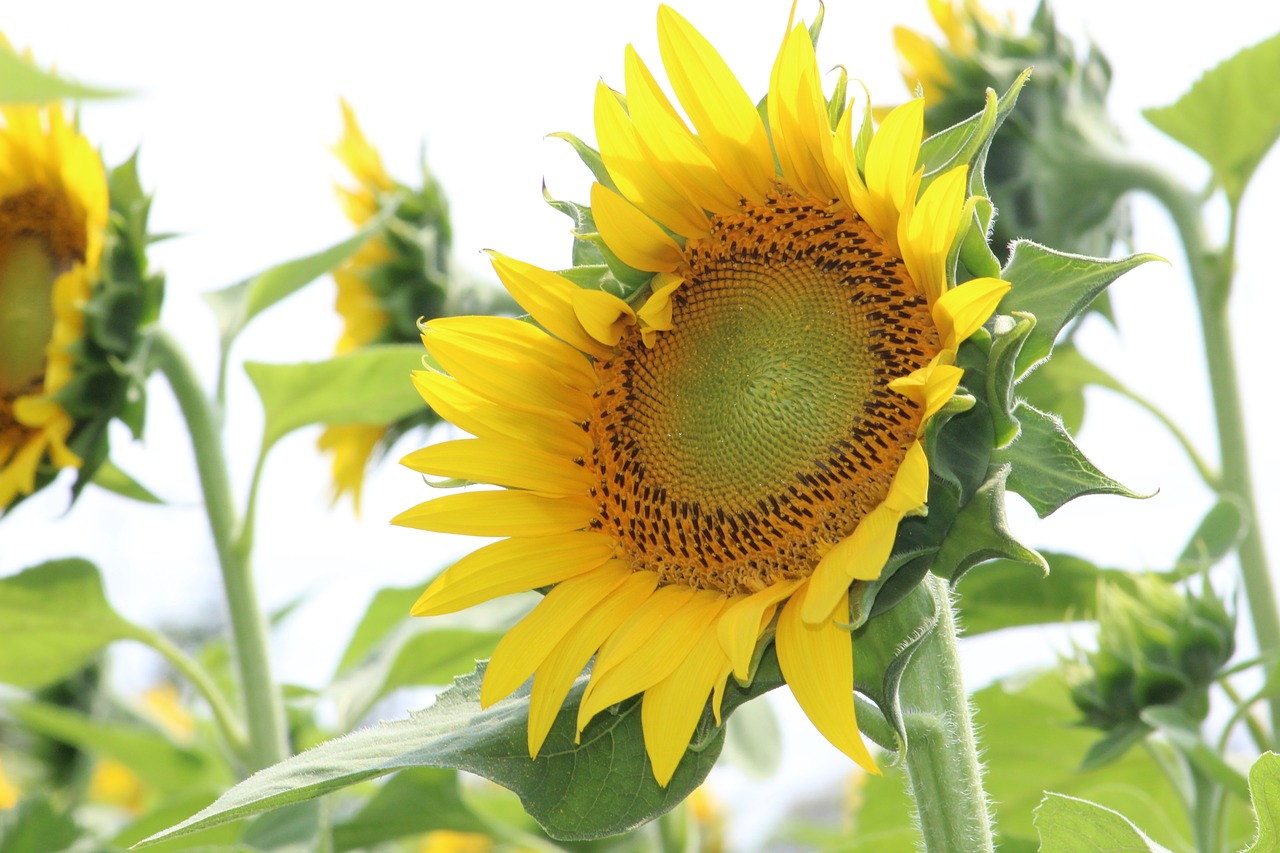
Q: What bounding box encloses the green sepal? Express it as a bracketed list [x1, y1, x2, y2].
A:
[1078, 720, 1151, 771]
[995, 402, 1142, 517]
[852, 579, 942, 762]
[541, 191, 653, 295]
[826, 65, 849, 129]
[557, 263, 631, 300]
[919, 70, 1029, 202]
[137, 656, 787, 846]
[931, 465, 1047, 585]
[0, 46, 126, 103]
[1000, 242, 1161, 378]
[35, 152, 165, 510]
[89, 458, 164, 504]
[958, 195, 1002, 280]
[986, 313, 1036, 448]
[1172, 497, 1246, 577]
[547, 132, 618, 193]
[1143, 32, 1280, 206]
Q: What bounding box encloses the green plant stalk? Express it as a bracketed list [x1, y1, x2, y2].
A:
[1189, 762, 1226, 853]
[1089, 157, 1280, 743]
[132, 624, 248, 757]
[896, 575, 995, 853]
[150, 330, 289, 770]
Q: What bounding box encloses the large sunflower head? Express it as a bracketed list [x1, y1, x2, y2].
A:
[395, 5, 1008, 785]
[319, 101, 514, 512]
[894, 0, 1129, 258]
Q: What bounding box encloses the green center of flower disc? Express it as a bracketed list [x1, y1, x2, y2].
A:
[590, 190, 942, 594]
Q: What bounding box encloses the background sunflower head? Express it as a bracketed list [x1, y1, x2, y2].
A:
[317, 100, 514, 513]
[0, 51, 162, 513]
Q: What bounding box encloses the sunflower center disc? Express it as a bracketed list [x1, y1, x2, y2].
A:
[591, 189, 942, 594]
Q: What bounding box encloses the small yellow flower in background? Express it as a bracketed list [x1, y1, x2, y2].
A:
[416, 830, 495, 853]
[0, 82, 108, 508]
[87, 757, 146, 814]
[319, 100, 509, 513]
[0, 756, 18, 809]
[396, 5, 1007, 786]
[140, 682, 195, 742]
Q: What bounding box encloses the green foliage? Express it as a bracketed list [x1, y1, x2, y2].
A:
[0, 47, 125, 103]
[0, 797, 85, 853]
[89, 458, 164, 504]
[138, 659, 787, 846]
[331, 768, 488, 851]
[1035, 793, 1172, 853]
[1242, 753, 1280, 853]
[244, 344, 427, 449]
[1144, 33, 1280, 205]
[0, 560, 144, 689]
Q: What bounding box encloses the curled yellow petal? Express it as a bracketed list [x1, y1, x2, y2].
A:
[802, 504, 901, 625]
[572, 288, 636, 346]
[590, 183, 684, 274]
[933, 277, 1010, 351]
[486, 253, 612, 357]
[901, 165, 969, 307]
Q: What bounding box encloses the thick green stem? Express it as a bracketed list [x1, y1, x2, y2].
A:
[1090, 158, 1280, 743]
[897, 575, 995, 853]
[150, 330, 289, 770]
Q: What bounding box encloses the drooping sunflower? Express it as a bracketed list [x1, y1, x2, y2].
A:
[893, 0, 997, 101]
[0, 96, 108, 509]
[395, 6, 1008, 785]
[318, 101, 452, 512]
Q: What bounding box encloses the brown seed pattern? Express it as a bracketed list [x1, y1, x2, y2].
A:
[588, 187, 942, 595]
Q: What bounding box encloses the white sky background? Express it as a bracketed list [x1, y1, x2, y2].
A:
[3, 0, 1280, 846]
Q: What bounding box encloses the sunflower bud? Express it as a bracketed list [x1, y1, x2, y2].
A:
[317, 101, 512, 512]
[0, 46, 162, 513]
[894, 0, 1130, 259]
[1066, 574, 1236, 733]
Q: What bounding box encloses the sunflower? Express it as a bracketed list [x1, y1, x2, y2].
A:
[395, 6, 1008, 785]
[0, 96, 108, 509]
[893, 0, 998, 100]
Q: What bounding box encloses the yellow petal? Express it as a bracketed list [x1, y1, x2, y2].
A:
[577, 590, 724, 732]
[623, 46, 740, 215]
[487, 253, 613, 357]
[480, 561, 630, 707]
[429, 315, 597, 389]
[716, 578, 804, 680]
[400, 437, 594, 496]
[590, 183, 684, 274]
[410, 370, 592, 459]
[884, 440, 929, 514]
[861, 99, 924, 246]
[594, 81, 711, 240]
[768, 25, 838, 200]
[636, 272, 685, 345]
[933, 277, 1010, 351]
[410, 532, 615, 617]
[802, 504, 901, 625]
[655, 5, 775, 202]
[777, 587, 879, 773]
[527, 571, 660, 757]
[833, 102, 874, 218]
[391, 489, 600, 537]
[900, 165, 969, 307]
[421, 326, 594, 422]
[888, 360, 965, 421]
[641, 617, 730, 786]
[572, 288, 636, 346]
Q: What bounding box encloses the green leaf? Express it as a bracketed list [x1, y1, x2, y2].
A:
[138, 659, 786, 846]
[1173, 497, 1246, 576]
[0, 559, 144, 689]
[332, 768, 488, 851]
[8, 700, 230, 793]
[954, 551, 1124, 636]
[0, 797, 85, 853]
[335, 585, 422, 674]
[719, 696, 782, 779]
[1000, 243, 1160, 377]
[995, 403, 1142, 517]
[930, 465, 1046, 584]
[1144, 33, 1280, 204]
[245, 344, 426, 449]
[987, 314, 1037, 447]
[0, 48, 126, 103]
[90, 458, 164, 504]
[1139, 706, 1251, 801]
[1242, 752, 1280, 853]
[1013, 342, 1122, 434]
[203, 218, 384, 358]
[547, 132, 618, 193]
[1035, 793, 1172, 852]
